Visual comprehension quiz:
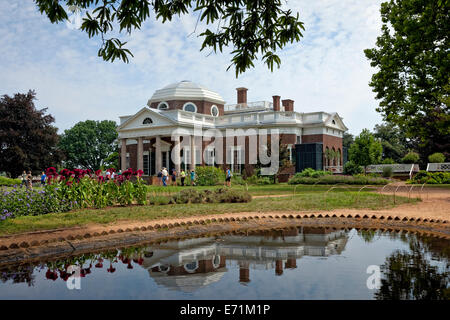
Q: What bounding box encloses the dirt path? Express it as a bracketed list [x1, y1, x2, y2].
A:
[0, 186, 448, 250]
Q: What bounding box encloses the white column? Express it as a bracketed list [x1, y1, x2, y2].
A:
[155, 136, 162, 172]
[174, 135, 181, 174]
[137, 137, 144, 171]
[121, 138, 127, 171]
[190, 135, 195, 171]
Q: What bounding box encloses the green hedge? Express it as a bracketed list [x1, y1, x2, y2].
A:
[0, 177, 22, 186]
[294, 168, 331, 178]
[288, 174, 389, 185]
[194, 166, 225, 186]
[408, 171, 450, 184]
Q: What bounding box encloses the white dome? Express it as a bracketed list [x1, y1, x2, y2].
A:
[148, 80, 225, 105]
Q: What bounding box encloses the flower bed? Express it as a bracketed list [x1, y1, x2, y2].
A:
[0, 167, 147, 221]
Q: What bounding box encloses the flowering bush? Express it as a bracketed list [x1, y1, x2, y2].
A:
[0, 188, 75, 221]
[0, 167, 148, 221]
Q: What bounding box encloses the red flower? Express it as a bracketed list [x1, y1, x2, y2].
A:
[45, 269, 58, 281]
[46, 167, 57, 175]
[136, 170, 144, 177]
[107, 266, 116, 273]
[95, 169, 102, 176]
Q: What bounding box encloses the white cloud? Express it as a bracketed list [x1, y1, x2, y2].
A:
[0, 0, 385, 135]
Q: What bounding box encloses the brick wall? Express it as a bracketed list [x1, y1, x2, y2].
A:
[149, 99, 225, 116]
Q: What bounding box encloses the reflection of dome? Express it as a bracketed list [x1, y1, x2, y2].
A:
[148, 80, 225, 105]
[150, 270, 226, 293]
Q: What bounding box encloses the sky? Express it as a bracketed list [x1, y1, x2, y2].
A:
[0, 1, 385, 135]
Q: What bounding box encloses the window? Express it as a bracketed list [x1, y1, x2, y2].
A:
[142, 117, 153, 124]
[158, 265, 170, 273]
[211, 105, 219, 117]
[332, 120, 336, 125]
[157, 101, 169, 110]
[184, 261, 199, 273]
[183, 102, 197, 113]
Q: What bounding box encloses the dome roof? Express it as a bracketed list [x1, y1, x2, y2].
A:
[148, 80, 225, 105]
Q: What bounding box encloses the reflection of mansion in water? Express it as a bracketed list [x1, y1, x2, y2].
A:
[139, 228, 348, 292]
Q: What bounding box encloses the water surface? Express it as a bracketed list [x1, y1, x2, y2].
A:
[0, 227, 448, 300]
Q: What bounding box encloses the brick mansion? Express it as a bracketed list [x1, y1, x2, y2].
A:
[117, 81, 348, 179]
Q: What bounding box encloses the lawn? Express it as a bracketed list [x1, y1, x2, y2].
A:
[0, 189, 416, 235]
[145, 183, 377, 196]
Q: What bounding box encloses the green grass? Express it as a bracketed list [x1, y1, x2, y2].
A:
[145, 183, 377, 196]
[0, 191, 416, 235]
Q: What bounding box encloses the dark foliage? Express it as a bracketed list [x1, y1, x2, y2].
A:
[0, 90, 63, 177]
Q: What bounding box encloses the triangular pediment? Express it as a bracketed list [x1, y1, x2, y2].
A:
[324, 112, 348, 131]
[118, 107, 176, 131]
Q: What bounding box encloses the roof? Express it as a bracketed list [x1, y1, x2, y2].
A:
[147, 80, 226, 105]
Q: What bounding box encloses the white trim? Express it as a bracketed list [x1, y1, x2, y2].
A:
[157, 101, 169, 110]
[211, 104, 219, 117]
[183, 102, 197, 113]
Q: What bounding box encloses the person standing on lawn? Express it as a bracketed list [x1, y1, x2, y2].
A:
[180, 169, 186, 186]
[190, 169, 195, 186]
[171, 168, 177, 186]
[26, 171, 33, 190]
[157, 169, 163, 186]
[225, 167, 232, 187]
[162, 167, 168, 186]
[21, 170, 27, 188]
[40, 171, 46, 186]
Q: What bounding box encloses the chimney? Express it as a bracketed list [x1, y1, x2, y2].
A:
[282, 99, 294, 112]
[236, 87, 248, 105]
[272, 95, 280, 111]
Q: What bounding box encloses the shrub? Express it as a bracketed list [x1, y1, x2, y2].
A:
[195, 166, 225, 186]
[246, 175, 273, 185]
[171, 187, 252, 204]
[288, 174, 389, 185]
[343, 161, 363, 175]
[428, 153, 445, 163]
[230, 174, 246, 185]
[0, 177, 21, 187]
[381, 158, 395, 164]
[294, 168, 332, 178]
[402, 152, 419, 164]
[382, 166, 393, 178]
[214, 188, 252, 203]
[149, 195, 171, 205]
[171, 188, 203, 204]
[409, 171, 450, 184]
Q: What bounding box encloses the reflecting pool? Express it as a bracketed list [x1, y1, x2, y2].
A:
[0, 227, 448, 299]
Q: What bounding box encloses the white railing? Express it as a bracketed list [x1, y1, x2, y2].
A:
[225, 101, 273, 112]
[366, 164, 420, 179]
[324, 166, 343, 173]
[426, 162, 450, 172]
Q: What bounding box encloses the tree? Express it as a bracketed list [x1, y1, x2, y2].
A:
[343, 132, 354, 150]
[35, 0, 305, 77]
[364, 0, 450, 160]
[428, 152, 446, 163]
[0, 90, 63, 178]
[402, 151, 420, 164]
[349, 129, 383, 170]
[59, 120, 118, 171]
[373, 122, 410, 162]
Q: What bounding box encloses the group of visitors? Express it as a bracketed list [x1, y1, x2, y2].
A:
[157, 167, 193, 186]
[156, 167, 232, 187]
[19, 170, 35, 190]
